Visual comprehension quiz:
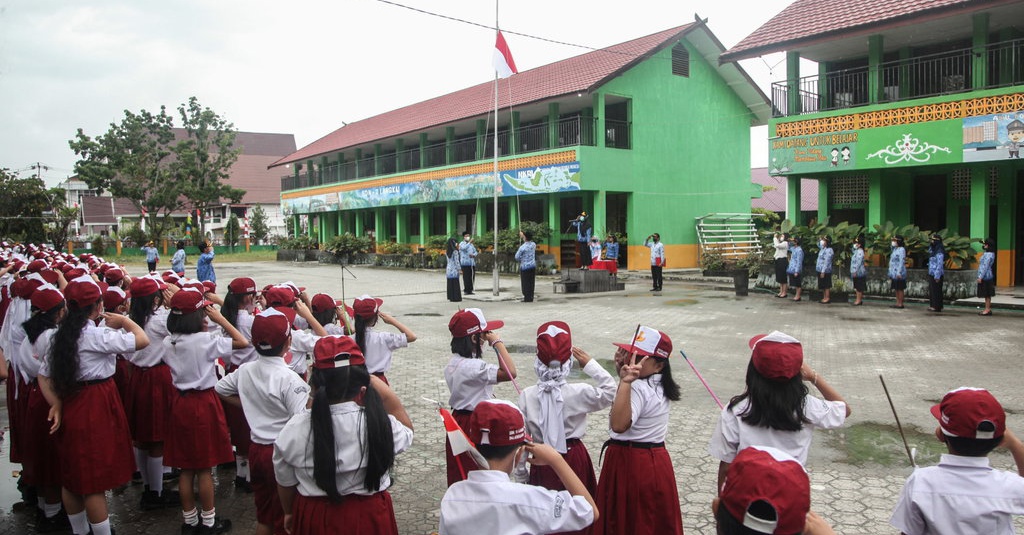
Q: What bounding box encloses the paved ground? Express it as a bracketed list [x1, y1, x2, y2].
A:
[1, 262, 1023, 534]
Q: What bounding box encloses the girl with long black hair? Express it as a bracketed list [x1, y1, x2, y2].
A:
[274, 336, 414, 535]
[593, 326, 683, 535]
[709, 331, 851, 491]
[351, 294, 417, 385]
[38, 279, 150, 535]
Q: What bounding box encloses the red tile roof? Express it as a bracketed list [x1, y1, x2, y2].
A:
[172, 129, 296, 204]
[272, 24, 698, 168]
[721, 0, 1015, 61]
[751, 168, 818, 212]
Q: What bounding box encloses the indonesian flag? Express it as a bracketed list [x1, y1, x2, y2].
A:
[493, 31, 518, 78]
[439, 407, 487, 476]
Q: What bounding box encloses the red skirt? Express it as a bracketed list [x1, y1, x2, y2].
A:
[124, 363, 175, 443]
[292, 492, 398, 535]
[445, 410, 478, 486]
[529, 438, 598, 494]
[113, 356, 133, 403]
[223, 398, 252, 454]
[164, 388, 234, 470]
[22, 383, 62, 488]
[6, 370, 30, 464]
[592, 443, 683, 535]
[57, 378, 134, 495]
[249, 442, 285, 533]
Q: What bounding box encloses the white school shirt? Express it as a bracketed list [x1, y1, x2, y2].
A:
[215, 356, 310, 444]
[361, 327, 408, 375]
[518, 359, 616, 443]
[445, 354, 499, 411]
[16, 329, 56, 383]
[890, 454, 1024, 535]
[324, 323, 345, 336]
[128, 308, 170, 368]
[226, 310, 257, 367]
[773, 236, 790, 259]
[707, 396, 847, 465]
[646, 241, 665, 266]
[285, 328, 318, 376]
[39, 322, 136, 381]
[609, 374, 670, 443]
[439, 470, 595, 535]
[273, 401, 413, 497]
[162, 331, 233, 390]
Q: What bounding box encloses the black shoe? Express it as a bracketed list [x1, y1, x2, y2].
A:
[140, 489, 182, 510]
[197, 517, 232, 534]
[464, 292, 474, 295]
[164, 468, 181, 481]
[234, 477, 252, 493]
[132, 471, 143, 484]
[36, 510, 71, 533]
[649, 288, 657, 291]
[181, 523, 199, 535]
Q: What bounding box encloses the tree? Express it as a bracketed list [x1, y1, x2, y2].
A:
[224, 213, 240, 247]
[249, 204, 269, 245]
[176, 97, 244, 239]
[0, 168, 49, 243]
[44, 187, 80, 251]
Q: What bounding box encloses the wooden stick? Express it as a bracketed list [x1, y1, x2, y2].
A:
[879, 374, 916, 467]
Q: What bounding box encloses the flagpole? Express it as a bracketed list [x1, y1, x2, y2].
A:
[491, 1, 501, 297]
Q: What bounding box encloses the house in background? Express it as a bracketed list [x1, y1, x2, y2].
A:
[751, 167, 818, 224]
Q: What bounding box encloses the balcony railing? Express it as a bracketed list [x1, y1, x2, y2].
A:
[771, 38, 1024, 117]
[281, 115, 621, 192]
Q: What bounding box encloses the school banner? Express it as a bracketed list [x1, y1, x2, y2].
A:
[282, 162, 581, 215]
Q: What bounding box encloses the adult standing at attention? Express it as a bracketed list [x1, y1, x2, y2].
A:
[815, 236, 834, 304]
[142, 241, 160, 273]
[570, 213, 592, 270]
[458, 232, 477, 295]
[888, 235, 907, 309]
[773, 232, 790, 298]
[445, 238, 462, 303]
[787, 236, 805, 302]
[850, 236, 867, 306]
[514, 230, 537, 303]
[171, 241, 187, 278]
[977, 237, 996, 316]
[927, 233, 945, 312]
[644, 233, 665, 292]
[602, 235, 619, 266]
[196, 242, 216, 283]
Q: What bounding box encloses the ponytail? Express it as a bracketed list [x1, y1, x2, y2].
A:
[360, 381, 395, 492]
[310, 371, 341, 501]
[129, 292, 161, 329]
[658, 358, 681, 401]
[221, 291, 244, 328]
[354, 315, 377, 355]
[49, 300, 98, 399]
[23, 304, 64, 344]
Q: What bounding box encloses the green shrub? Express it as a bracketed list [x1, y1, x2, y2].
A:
[279, 234, 318, 250]
[323, 233, 372, 256]
[377, 241, 411, 254]
[496, 221, 553, 253]
[90, 235, 107, 256]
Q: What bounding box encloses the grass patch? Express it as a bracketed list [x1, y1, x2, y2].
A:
[108, 249, 277, 268]
[826, 421, 946, 467]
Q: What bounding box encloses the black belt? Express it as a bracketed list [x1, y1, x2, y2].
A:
[600, 438, 665, 464]
[178, 387, 213, 395]
[452, 409, 472, 416]
[78, 376, 112, 386]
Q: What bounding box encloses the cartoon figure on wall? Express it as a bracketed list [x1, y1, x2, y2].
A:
[830, 147, 839, 167]
[1006, 120, 1024, 159]
[841, 146, 851, 165]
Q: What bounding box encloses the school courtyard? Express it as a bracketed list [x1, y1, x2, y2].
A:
[1, 262, 1022, 534]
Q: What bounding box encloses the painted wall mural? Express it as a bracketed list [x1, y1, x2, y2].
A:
[282, 162, 581, 215]
[962, 111, 1024, 162]
[769, 131, 859, 174]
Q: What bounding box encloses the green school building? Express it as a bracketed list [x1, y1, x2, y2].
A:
[273, 19, 770, 270]
[721, 0, 1024, 286]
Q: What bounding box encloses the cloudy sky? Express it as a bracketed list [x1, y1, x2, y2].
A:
[0, 0, 795, 187]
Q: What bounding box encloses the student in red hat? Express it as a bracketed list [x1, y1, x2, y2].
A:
[37, 279, 150, 535]
[274, 335, 413, 535]
[18, 284, 69, 530]
[310, 293, 352, 336]
[518, 321, 615, 514]
[709, 331, 850, 490]
[124, 275, 180, 511]
[163, 288, 249, 535]
[264, 285, 328, 379]
[102, 285, 134, 419]
[891, 387, 1024, 535]
[444, 308, 518, 486]
[593, 326, 683, 535]
[439, 399, 597, 535]
[351, 294, 417, 385]
[216, 308, 311, 535]
[220, 277, 262, 492]
[714, 445, 835, 535]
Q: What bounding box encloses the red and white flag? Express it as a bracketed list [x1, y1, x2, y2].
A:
[493, 30, 518, 79]
[439, 407, 487, 476]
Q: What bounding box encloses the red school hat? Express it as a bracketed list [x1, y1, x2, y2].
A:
[169, 288, 212, 315]
[228, 277, 258, 295]
[104, 268, 125, 285]
[720, 445, 810, 535]
[749, 331, 803, 381]
[448, 308, 504, 338]
[312, 335, 365, 369]
[251, 308, 293, 351]
[103, 286, 130, 311]
[264, 286, 297, 307]
[130, 276, 167, 298]
[468, 399, 530, 447]
[64, 280, 102, 308]
[931, 387, 1006, 440]
[536, 321, 572, 365]
[311, 293, 343, 314]
[352, 294, 383, 319]
[612, 325, 673, 359]
[30, 284, 65, 312]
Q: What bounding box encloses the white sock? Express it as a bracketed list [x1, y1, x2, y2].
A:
[164, 465, 172, 474]
[236, 456, 249, 480]
[37, 496, 46, 511]
[147, 456, 165, 496]
[89, 518, 112, 535]
[43, 501, 61, 518]
[183, 507, 199, 527]
[68, 511, 89, 535]
[134, 447, 150, 487]
[201, 508, 216, 527]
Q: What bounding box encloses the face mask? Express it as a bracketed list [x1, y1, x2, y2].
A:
[853, 243, 860, 249]
[819, 240, 825, 248]
[464, 237, 470, 242]
[891, 242, 898, 248]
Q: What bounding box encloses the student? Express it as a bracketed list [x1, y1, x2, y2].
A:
[602, 235, 619, 265]
[274, 335, 413, 535]
[459, 232, 478, 295]
[220, 277, 261, 493]
[977, 238, 996, 316]
[593, 326, 683, 535]
[444, 308, 517, 486]
[927, 233, 945, 312]
[709, 332, 851, 490]
[351, 294, 416, 385]
[163, 288, 249, 535]
[142, 241, 160, 273]
[850, 236, 867, 306]
[891, 387, 1024, 535]
[514, 230, 537, 302]
[888, 235, 907, 309]
[264, 286, 327, 379]
[38, 279, 150, 535]
[518, 321, 615, 505]
[216, 308, 310, 535]
[714, 445, 836, 535]
[815, 236, 833, 304]
[124, 276, 180, 510]
[310, 293, 352, 335]
[196, 242, 216, 283]
[787, 237, 805, 302]
[589, 237, 602, 263]
[439, 399, 597, 535]
[773, 232, 790, 298]
[643, 233, 665, 292]
[172, 241, 187, 277]
[445, 238, 462, 302]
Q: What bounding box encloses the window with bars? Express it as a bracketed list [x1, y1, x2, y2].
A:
[951, 169, 971, 200]
[672, 43, 690, 77]
[989, 166, 999, 198]
[829, 176, 869, 205]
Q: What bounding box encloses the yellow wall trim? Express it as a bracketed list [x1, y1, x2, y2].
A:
[997, 249, 1015, 287]
[626, 244, 698, 271]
